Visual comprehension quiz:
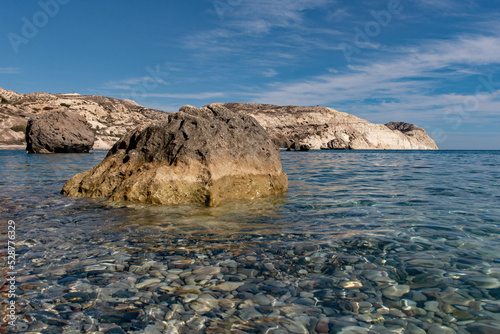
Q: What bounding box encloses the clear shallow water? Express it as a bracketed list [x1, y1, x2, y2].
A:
[1, 150, 499, 333]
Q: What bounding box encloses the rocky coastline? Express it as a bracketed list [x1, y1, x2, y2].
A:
[1, 88, 438, 152]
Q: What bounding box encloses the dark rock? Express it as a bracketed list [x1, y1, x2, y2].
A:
[26, 110, 94, 153]
[105, 328, 126, 334]
[286, 142, 311, 151]
[385, 121, 422, 134]
[62, 104, 288, 206]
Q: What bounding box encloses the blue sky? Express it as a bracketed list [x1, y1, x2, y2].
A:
[1, 0, 499, 149]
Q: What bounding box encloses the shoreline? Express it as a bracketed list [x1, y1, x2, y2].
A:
[0, 145, 25, 150]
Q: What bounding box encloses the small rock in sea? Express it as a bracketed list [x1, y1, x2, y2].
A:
[427, 325, 456, 334]
[466, 323, 500, 334]
[190, 302, 212, 315]
[264, 263, 276, 271]
[238, 307, 262, 321]
[26, 110, 95, 153]
[406, 323, 426, 334]
[424, 301, 440, 313]
[316, 318, 330, 333]
[192, 266, 221, 276]
[105, 327, 126, 334]
[282, 319, 309, 333]
[466, 275, 500, 289]
[382, 284, 410, 299]
[336, 325, 370, 334]
[340, 281, 363, 289]
[135, 278, 161, 289]
[212, 282, 245, 292]
[300, 292, 315, 298]
[439, 290, 472, 306]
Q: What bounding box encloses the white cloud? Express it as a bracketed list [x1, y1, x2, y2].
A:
[221, 0, 331, 34]
[248, 34, 500, 120]
[263, 69, 278, 77]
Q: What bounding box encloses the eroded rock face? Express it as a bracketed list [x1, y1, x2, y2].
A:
[61, 104, 288, 206]
[217, 103, 438, 150]
[1, 86, 169, 149]
[26, 110, 94, 153]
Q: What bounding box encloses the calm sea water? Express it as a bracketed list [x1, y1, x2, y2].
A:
[1, 150, 499, 333]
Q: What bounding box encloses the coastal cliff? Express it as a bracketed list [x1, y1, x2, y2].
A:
[216, 103, 438, 150]
[1, 88, 437, 150]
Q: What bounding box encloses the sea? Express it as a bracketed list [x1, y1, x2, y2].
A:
[1, 149, 499, 333]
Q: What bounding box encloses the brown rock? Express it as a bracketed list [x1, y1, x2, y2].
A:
[25, 110, 94, 153]
[61, 104, 288, 206]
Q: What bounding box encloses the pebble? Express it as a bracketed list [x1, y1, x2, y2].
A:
[424, 301, 440, 313]
[212, 282, 245, 291]
[135, 278, 161, 289]
[428, 325, 456, 334]
[340, 281, 363, 289]
[466, 276, 500, 289]
[192, 266, 221, 275]
[10, 211, 500, 334]
[406, 323, 426, 334]
[382, 284, 410, 299]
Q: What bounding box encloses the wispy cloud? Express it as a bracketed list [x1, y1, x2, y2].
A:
[0, 67, 19, 74]
[140, 92, 226, 100]
[103, 76, 168, 91]
[248, 34, 500, 114]
[239, 31, 500, 127]
[220, 0, 331, 34]
[263, 69, 278, 77]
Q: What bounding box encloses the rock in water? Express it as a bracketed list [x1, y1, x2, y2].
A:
[61, 104, 288, 206]
[26, 110, 94, 153]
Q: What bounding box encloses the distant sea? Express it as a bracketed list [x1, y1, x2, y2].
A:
[1, 150, 499, 333]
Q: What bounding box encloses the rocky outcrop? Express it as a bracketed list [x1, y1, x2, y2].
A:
[61, 104, 288, 206]
[26, 110, 94, 153]
[286, 142, 311, 151]
[217, 103, 438, 150]
[0, 87, 169, 149]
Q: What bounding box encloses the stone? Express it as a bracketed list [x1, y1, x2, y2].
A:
[428, 325, 456, 334]
[190, 302, 212, 315]
[406, 324, 426, 334]
[466, 323, 500, 334]
[61, 104, 288, 206]
[424, 301, 440, 313]
[26, 110, 94, 153]
[382, 284, 410, 299]
[192, 266, 221, 276]
[135, 278, 161, 289]
[466, 275, 500, 289]
[213, 281, 245, 292]
[238, 307, 262, 321]
[316, 318, 330, 333]
[340, 281, 363, 289]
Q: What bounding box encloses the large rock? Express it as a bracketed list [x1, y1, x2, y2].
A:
[26, 110, 94, 153]
[217, 103, 438, 150]
[61, 104, 288, 206]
